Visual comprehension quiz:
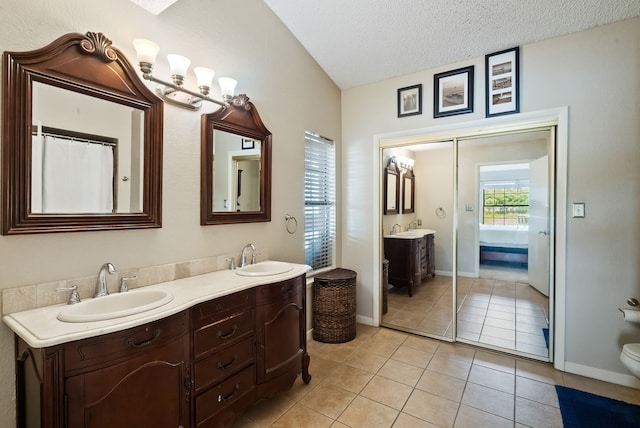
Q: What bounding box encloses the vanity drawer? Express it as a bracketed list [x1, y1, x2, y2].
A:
[194, 336, 254, 393]
[64, 311, 189, 374]
[256, 275, 304, 306]
[193, 289, 254, 328]
[195, 364, 255, 426]
[194, 310, 254, 358]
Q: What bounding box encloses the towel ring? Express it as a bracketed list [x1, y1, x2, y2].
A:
[435, 207, 446, 218]
[285, 214, 297, 234]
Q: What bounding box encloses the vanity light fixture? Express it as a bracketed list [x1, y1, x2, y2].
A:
[132, 38, 237, 110]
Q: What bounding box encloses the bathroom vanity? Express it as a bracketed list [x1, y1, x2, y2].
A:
[384, 229, 435, 296]
[5, 264, 311, 428]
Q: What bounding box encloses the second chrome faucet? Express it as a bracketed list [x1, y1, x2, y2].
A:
[241, 243, 256, 267]
[95, 262, 116, 298]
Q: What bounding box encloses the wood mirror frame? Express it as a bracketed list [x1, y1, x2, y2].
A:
[201, 94, 272, 225]
[383, 158, 400, 215]
[402, 168, 415, 214]
[1, 31, 163, 234]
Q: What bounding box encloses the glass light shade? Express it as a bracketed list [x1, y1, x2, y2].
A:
[218, 77, 238, 98]
[167, 54, 191, 78]
[133, 39, 160, 65]
[194, 67, 215, 89]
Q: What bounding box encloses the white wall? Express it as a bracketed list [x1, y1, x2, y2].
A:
[0, 0, 341, 424]
[342, 17, 640, 384]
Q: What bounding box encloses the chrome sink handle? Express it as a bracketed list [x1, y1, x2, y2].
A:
[119, 275, 137, 293]
[56, 285, 81, 305]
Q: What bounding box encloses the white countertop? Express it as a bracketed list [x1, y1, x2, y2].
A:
[3, 262, 310, 349]
[384, 228, 436, 239]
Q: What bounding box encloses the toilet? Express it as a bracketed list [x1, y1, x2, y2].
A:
[620, 343, 640, 378]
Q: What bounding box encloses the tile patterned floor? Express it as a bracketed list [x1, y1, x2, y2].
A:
[383, 265, 549, 357]
[234, 325, 640, 427]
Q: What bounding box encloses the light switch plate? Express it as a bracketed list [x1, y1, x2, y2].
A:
[572, 202, 585, 218]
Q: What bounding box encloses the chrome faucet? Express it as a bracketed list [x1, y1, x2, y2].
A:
[241, 243, 256, 267]
[408, 220, 418, 230]
[391, 224, 402, 235]
[95, 262, 116, 298]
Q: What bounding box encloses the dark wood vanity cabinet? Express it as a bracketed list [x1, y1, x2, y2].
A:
[15, 274, 310, 428]
[17, 312, 191, 428]
[384, 234, 435, 296]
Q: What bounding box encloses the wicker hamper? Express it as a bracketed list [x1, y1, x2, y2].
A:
[313, 268, 357, 343]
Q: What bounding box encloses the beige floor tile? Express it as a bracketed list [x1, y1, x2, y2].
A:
[402, 335, 440, 353]
[360, 375, 413, 410]
[514, 396, 563, 428]
[392, 412, 440, 428]
[434, 342, 476, 362]
[271, 403, 334, 428]
[391, 345, 434, 368]
[329, 422, 350, 428]
[461, 382, 514, 420]
[616, 384, 640, 405]
[307, 354, 341, 381]
[360, 336, 403, 358]
[561, 372, 623, 400]
[482, 325, 516, 341]
[324, 364, 374, 394]
[344, 349, 389, 373]
[515, 376, 559, 407]
[337, 396, 399, 428]
[415, 370, 466, 402]
[403, 389, 460, 427]
[516, 359, 564, 385]
[515, 342, 548, 357]
[378, 358, 425, 387]
[299, 382, 356, 419]
[427, 354, 472, 380]
[243, 392, 296, 427]
[483, 316, 516, 330]
[473, 350, 516, 374]
[453, 404, 513, 428]
[479, 335, 515, 349]
[468, 364, 515, 394]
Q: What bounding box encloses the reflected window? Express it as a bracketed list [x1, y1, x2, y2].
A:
[480, 163, 529, 226]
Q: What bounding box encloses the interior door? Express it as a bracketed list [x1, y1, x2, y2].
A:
[528, 155, 550, 296]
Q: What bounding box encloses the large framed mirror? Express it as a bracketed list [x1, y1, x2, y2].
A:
[201, 94, 271, 225]
[383, 158, 400, 215]
[2, 31, 163, 234]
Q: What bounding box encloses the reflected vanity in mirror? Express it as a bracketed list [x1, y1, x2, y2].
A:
[201, 94, 272, 224]
[384, 158, 400, 215]
[402, 168, 415, 214]
[2, 31, 163, 234]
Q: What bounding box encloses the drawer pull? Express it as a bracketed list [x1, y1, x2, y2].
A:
[126, 328, 161, 348]
[217, 324, 238, 339]
[217, 355, 238, 370]
[217, 383, 240, 403]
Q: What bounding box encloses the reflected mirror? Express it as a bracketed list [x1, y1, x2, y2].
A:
[201, 95, 271, 225]
[402, 169, 415, 214]
[2, 31, 163, 234]
[384, 158, 400, 215]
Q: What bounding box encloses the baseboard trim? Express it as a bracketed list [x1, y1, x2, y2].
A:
[563, 361, 640, 389]
[356, 315, 375, 326]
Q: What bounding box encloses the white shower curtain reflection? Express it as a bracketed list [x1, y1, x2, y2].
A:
[34, 136, 114, 213]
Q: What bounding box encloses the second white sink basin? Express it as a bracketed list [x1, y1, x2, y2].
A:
[57, 289, 173, 323]
[235, 261, 293, 277]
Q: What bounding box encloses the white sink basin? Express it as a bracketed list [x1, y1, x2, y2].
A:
[235, 261, 293, 277]
[57, 290, 173, 323]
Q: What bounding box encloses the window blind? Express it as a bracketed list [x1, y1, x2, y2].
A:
[304, 131, 336, 271]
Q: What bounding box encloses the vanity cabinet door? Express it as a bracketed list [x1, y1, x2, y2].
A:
[65, 333, 190, 428]
[255, 275, 310, 398]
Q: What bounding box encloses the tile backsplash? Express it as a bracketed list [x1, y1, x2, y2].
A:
[2, 248, 268, 315]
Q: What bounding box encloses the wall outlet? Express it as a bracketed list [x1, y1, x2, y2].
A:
[417, 219, 422, 226]
[465, 204, 474, 212]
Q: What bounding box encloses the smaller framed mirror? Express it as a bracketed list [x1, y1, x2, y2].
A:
[201, 95, 272, 225]
[384, 158, 400, 215]
[402, 169, 415, 214]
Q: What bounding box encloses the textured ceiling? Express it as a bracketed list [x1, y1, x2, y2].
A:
[264, 0, 640, 89]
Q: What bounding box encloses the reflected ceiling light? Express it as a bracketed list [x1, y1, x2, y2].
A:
[133, 38, 238, 110]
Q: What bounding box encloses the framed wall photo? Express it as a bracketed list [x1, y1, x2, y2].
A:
[242, 138, 255, 150]
[397, 84, 422, 117]
[485, 47, 519, 117]
[434, 66, 474, 118]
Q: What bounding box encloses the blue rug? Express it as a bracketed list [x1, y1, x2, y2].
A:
[555, 385, 640, 427]
[542, 327, 549, 348]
